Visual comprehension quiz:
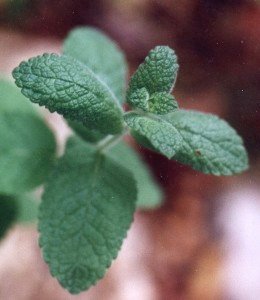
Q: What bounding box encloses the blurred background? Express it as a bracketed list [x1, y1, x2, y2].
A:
[0, 0, 259, 299]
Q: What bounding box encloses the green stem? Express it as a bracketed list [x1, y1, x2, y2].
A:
[97, 128, 128, 153]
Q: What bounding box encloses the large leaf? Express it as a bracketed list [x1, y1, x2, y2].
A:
[39, 137, 137, 294]
[12, 53, 124, 135]
[166, 110, 249, 175]
[107, 142, 163, 209]
[124, 111, 183, 159]
[63, 27, 127, 104]
[127, 46, 179, 113]
[16, 194, 39, 223]
[0, 78, 34, 113]
[0, 194, 18, 239]
[0, 112, 56, 194]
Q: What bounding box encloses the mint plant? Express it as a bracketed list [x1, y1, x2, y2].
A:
[11, 27, 248, 294]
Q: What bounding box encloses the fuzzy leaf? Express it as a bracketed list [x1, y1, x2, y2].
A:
[63, 27, 127, 103]
[12, 53, 124, 135]
[148, 92, 178, 114]
[127, 46, 178, 112]
[166, 110, 249, 175]
[124, 112, 183, 159]
[127, 46, 178, 95]
[108, 142, 163, 209]
[39, 137, 137, 294]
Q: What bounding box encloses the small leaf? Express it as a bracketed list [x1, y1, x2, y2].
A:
[107, 141, 163, 209]
[39, 137, 137, 294]
[63, 27, 127, 104]
[12, 53, 124, 135]
[128, 88, 149, 111]
[0, 112, 56, 194]
[127, 46, 178, 96]
[124, 111, 183, 159]
[0, 195, 18, 239]
[149, 92, 178, 114]
[127, 46, 179, 113]
[166, 110, 249, 175]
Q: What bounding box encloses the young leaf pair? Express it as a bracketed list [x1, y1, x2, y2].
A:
[12, 27, 248, 294]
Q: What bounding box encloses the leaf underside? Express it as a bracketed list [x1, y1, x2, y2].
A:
[39, 137, 137, 294]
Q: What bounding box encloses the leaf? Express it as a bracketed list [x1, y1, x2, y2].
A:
[67, 120, 105, 143]
[107, 141, 163, 209]
[148, 92, 178, 114]
[63, 27, 127, 104]
[39, 137, 137, 294]
[12, 53, 124, 135]
[166, 110, 249, 175]
[0, 111, 56, 194]
[128, 88, 149, 111]
[127, 46, 179, 113]
[16, 194, 39, 223]
[0, 78, 34, 113]
[0, 195, 18, 239]
[124, 111, 183, 159]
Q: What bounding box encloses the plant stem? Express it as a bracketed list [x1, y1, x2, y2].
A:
[97, 128, 128, 153]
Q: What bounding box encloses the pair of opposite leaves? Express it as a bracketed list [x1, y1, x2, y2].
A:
[12, 27, 248, 294]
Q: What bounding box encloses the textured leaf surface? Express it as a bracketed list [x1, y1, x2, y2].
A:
[148, 92, 178, 114]
[12, 54, 124, 135]
[127, 46, 178, 95]
[108, 142, 163, 209]
[0, 195, 18, 238]
[128, 88, 149, 111]
[127, 46, 179, 114]
[0, 112, 56, 194]
[63, 27, 127, 103]
[39, 137, 137, 294]
[124, 112, 183, 159]
[167, 110, 249, 175]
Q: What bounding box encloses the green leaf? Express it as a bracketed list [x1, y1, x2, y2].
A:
[166, 110, 249, 175]
[148, 92, 178, 114]
[107, 141, 163, 209]
[0, 111, 56, 194]
[39, 137, 137, 294]
[128, 88, 149, 111]
[12, 53, 124, 135]
[67, 120, 105, 143]
[63, 27, 127, 104]
[0, 195, 18, 239]
[124, 111, 183, 159]
[127, 46, 179, 113]
[0, 78, 34, 113]
[16, 194, 38, 223]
